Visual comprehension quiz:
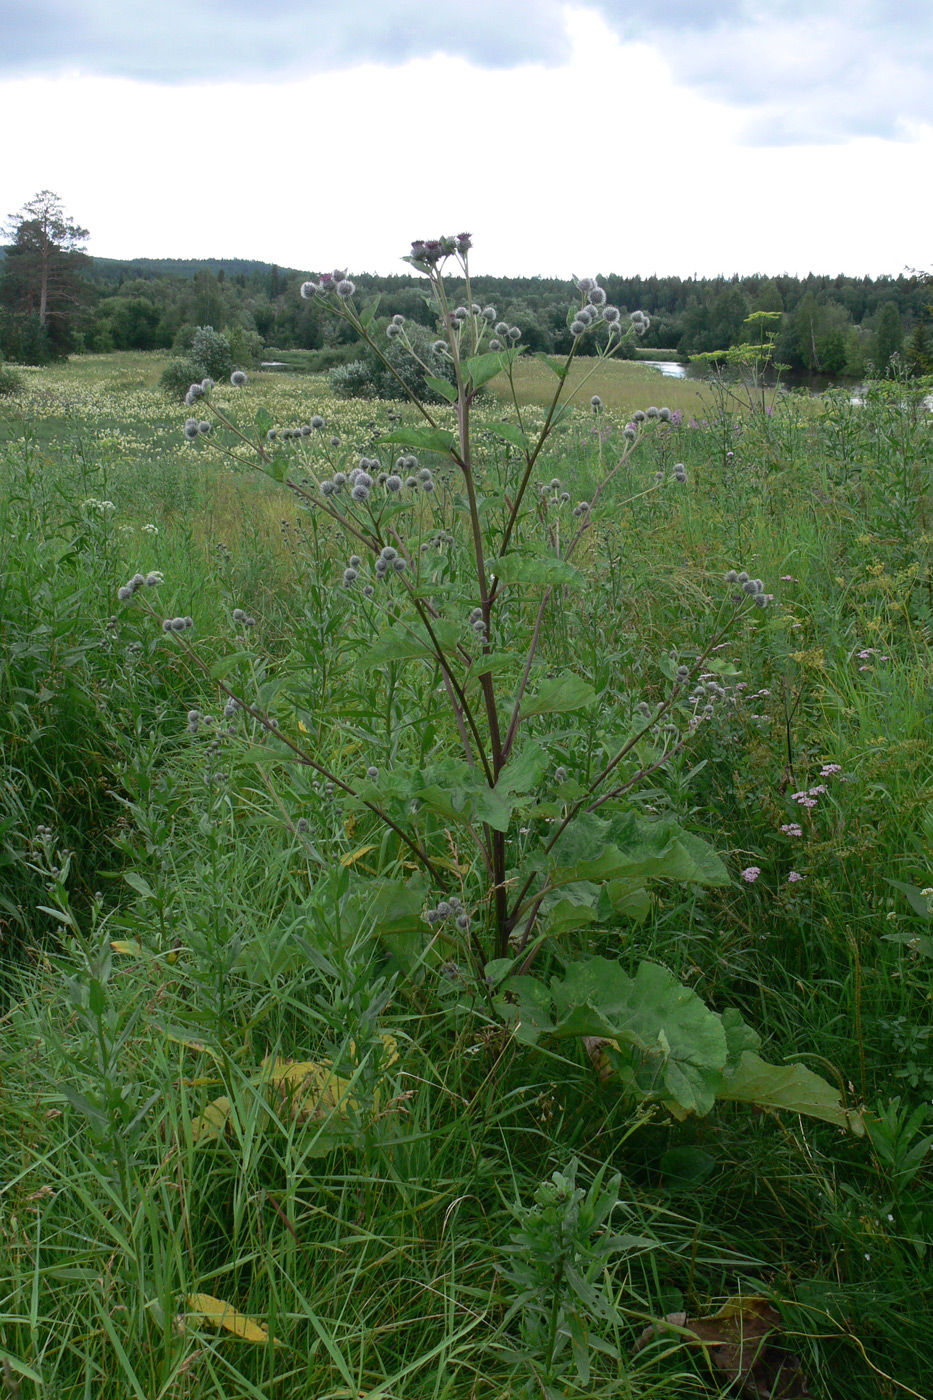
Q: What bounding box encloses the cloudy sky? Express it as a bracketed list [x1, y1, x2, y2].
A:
[2, 0, 931, 278]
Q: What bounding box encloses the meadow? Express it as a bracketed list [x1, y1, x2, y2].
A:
[1, 314, 932, 1400]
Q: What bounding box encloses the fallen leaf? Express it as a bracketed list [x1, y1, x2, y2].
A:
[340, 844, 377, 868]
[634, 1296, 809, 1398]
[189, 1036, 399, 1142]
[190, 1096, 233, 1143]
[184, 1293, 274, 1344]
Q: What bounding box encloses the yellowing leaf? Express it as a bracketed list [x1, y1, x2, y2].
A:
[297, 719, 309, 733]
[185, 1293, 273, 1344]
[340, 844, 377, 868]
[190, 1095, 233, 1142]
[264, 1056, 359, 1120]
[110, 939, 141, 955]
[189, 1035, 400, 1145]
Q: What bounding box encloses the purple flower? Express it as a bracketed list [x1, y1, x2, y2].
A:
[741, 866, 761, 883]
[780, 823, 803, 837]
[820, 764, 842, 776]
[787, 871, 804, 883]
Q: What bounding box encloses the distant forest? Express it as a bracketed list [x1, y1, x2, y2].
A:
[2, 246, 931, 376]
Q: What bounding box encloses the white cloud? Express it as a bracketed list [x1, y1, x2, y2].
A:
[2, 11, 930, 279]
[2, 0, 932, 141]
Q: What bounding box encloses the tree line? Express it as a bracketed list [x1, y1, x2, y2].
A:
[2, 192, 931, 377]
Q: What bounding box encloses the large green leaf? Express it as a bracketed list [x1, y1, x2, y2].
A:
[463, 652, 519, 690]
[488, 554, 584, 590]
[521, 673, 595, 718]
[358, 294, 381, 329]
[714, 1052, 863, 1133]
[488, 422, 530, 452]
[549, 958, 727, 1117]
[492, 973, 555, 1045]
[535, 352, 566, 379]
[424, 374, 458, 404]
[465, 346, 523, 390]
[503, 954, 860, 1130]
[359, 618, 461, 669]
[378, 426, 458, 455]
[548, 811, 729, 889]
[494, 742, 549, 799]
[415, 759, 514, 833]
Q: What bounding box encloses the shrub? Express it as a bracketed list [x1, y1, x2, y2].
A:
[171, 323, 197, 355]
[328, 358, 376, 399]
[159, 356, 200, 400]
[226, 324, 264, 369]
[189, 325, 233, 381]
[0, 359, 21, 396]
[329, 320, 456, 402]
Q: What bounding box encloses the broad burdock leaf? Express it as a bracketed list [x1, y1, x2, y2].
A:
[535, 351, 567, 378]
[520, 672, 595, 717]
[416, 759, 514, 833]
[499, 953, 861, 1129]
[488, 555, 585, 590]
[713, 1053, 864, 1132]
[494, 742, 549, 797]
[549, 958, 727, 1116]
[464, 346, 524, 390]
[886, 877, 933, 921]
[209, 651, 256, 680]
[488, 422, 530, 451]
[359, 618, 462, 668]
[378, 426, 458, 455]
[548, 811, 729, 888]
[423, 374, 458, 404]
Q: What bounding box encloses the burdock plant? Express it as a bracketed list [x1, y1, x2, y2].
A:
[161, 236, 765, 973]
[141, 235, 867, 1136]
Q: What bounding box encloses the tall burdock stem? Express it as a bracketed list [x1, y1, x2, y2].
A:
[169, 235, 768, 973]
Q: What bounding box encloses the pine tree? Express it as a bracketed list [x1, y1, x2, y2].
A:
[0, 191, 90, 362]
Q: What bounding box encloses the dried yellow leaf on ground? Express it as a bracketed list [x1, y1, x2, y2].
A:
[340, 844, 377, 867]
[184, 1293, 273, 1344]
[265, 1056, 359, 1121]
[190, 1095, 233, 1142]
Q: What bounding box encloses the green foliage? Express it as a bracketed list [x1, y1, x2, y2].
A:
[159, 355, 201, 398]
[498, 1158, 651, 1391]
[327, 357, 375, 398]
[190, 324, 234, 381]
[494, 955, 859, 1128]
[0, 356, 21, 395]
[0, 190, 90, 363]
[5, 265, 933, 1397]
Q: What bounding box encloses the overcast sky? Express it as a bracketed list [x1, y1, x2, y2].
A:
[1, 0, 931, 278]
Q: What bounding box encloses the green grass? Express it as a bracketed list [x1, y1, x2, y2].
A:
[1, 351, 932, 1398]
